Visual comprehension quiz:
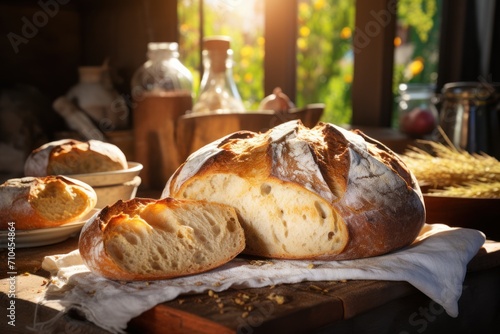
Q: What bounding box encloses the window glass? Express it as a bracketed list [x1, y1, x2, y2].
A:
[179, 0, 442, 125]
[297, 0, 355, 126]
[393, 0, 442, 126]
[178, 0, 264, 110]
[177, 0, 201, 91]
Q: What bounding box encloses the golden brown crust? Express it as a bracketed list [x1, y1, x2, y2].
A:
[353, 129, 414, 187]
[24, 139, 128, 176]
[79, 197, 246, 281]
[0, 176, 97, 230]
[319, 124, 424, 260]
[79, 198, 165, 281]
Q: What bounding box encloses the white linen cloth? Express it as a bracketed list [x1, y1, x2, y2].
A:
[37, 224, 485, 333]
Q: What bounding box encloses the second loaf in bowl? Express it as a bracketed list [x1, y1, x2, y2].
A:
[24, 139, 128, 176]
[23, 139, 143, 207]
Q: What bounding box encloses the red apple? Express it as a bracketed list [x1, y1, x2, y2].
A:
[400, 107, 437, 137]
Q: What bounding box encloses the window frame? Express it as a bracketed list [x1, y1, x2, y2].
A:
[193, 0, 476, 128]
[263, 0, 397, 127]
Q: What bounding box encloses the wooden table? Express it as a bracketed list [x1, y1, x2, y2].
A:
[1, 235, 499, 334]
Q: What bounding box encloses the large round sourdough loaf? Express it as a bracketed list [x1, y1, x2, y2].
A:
[162, 120, 426, 260]
[0, 176, 97, 230]
[79, 197, 245, 281]
[24, 139, 128, 176]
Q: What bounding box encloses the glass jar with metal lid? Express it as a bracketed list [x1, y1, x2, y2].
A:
[438, 81, 500, 158]
[397, 83, 439, 137]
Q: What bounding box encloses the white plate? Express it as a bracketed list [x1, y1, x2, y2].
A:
[0, 209, 99, 248]
[66, 162, 143, 187]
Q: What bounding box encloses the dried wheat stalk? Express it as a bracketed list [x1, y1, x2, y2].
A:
[429, 181, 500, 198]
[400, 140, 500, 198]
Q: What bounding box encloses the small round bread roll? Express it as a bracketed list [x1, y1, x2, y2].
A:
[0, 176, 97, 230]
[24, 139, 128, 176]
[79, 197, 245, 281]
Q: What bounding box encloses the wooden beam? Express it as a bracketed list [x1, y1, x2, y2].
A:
[490, 1, 500, 81]
[264, 0, 297, 101]
[351, 0, 397, 127]
[436, 0, 467, 90]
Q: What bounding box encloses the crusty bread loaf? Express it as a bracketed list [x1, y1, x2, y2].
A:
[24, 139, 128, 176]
[79, 197, 245, 281]
[0, 176, 97, 230]
[163, 120, 426, 260]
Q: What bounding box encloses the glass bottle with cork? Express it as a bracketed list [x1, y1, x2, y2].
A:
[191, 36, 245, 114]
[131, 42, 193, 189]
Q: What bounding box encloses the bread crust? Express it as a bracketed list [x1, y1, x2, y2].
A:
[79, 197, 245, 281]
[164, 120, 425, 260]
[0, 176, 97, 230]
[24, 139, 128, 176]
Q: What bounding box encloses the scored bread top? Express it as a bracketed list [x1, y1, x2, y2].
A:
[24, 139, 128, 176]
[164, 120, 425, 260]
[166, 122, 351, 204]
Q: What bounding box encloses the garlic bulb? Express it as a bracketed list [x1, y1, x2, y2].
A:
[259, 87, 294, 112]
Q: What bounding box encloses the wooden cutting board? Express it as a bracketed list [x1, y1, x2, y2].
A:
[129, 242, 500, 333]
[2, 238, 499, 334]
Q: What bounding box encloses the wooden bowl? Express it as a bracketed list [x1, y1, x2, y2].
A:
[175, 104, 324, 161]
[423, 194, 500, 241]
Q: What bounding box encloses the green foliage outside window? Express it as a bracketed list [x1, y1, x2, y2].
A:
[178, 0, 264, 110]
[297, 0, 355, 126]
[299, 0, 441, 126]
[393, 0, 441, 127]
[178, 0, 441, 127]
[394, 0, 441, 87]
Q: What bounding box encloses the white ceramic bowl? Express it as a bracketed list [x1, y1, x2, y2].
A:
[63, 162, 143, 208]
[66, 162, 143, 187]
[93, 176, 141, 208]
